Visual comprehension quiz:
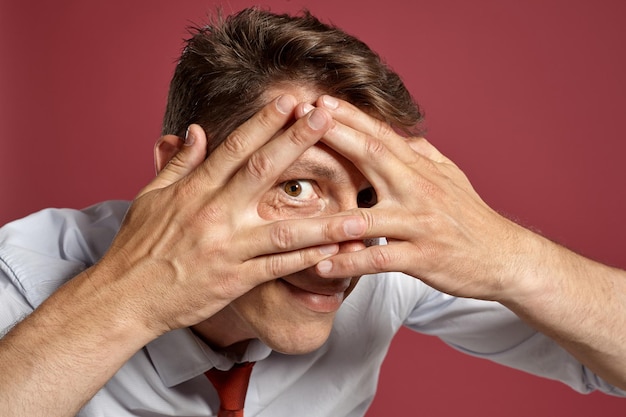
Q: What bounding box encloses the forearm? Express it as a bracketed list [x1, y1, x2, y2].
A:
[499, 226, 626, 390]
[309, 98, 626, 390]
[0, 266, 155, 417]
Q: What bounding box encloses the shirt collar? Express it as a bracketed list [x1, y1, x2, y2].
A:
[145, 328, 273, 387]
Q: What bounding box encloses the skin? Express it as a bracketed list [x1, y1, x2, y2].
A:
[311, 94, 626, 391]
[153, 86, 626, 388]
[0, 93, 369, 416]
[1, 86, 625, 417]
[188, 86, 373, 355]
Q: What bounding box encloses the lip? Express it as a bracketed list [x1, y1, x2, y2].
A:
[279, 278, 349, 313]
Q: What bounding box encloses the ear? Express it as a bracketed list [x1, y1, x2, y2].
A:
[154, 134, 184, 173]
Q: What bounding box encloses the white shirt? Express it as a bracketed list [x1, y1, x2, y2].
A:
[0, 201, 622, 416]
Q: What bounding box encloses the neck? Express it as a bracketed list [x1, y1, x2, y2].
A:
[190, 307, 254, 357]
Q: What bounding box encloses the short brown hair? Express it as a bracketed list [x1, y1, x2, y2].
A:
[162, 7, 422, 149]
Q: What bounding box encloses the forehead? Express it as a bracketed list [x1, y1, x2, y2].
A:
[263, 83, 322, 105]
[281, 145, 350, 182]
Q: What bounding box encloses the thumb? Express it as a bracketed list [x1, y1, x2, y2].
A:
[138, 124, 208, 197]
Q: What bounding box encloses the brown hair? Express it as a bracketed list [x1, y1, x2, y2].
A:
[162, 7, 422, 149]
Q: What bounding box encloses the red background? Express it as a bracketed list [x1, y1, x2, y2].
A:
[1, 0, 625, 415]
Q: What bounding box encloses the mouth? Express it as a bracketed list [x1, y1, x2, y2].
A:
[278, 278, 350, 313]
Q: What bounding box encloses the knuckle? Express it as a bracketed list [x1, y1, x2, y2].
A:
[222, 129, 251, 158]
[403, 169, 444, 200]
[266, 255, 286, 278]
[255, 107, 277, 131]
[299, 248, 321, 267]
[197, 203, 224, 225]
[372, 118, 393, 140]
[171, 176, 201, 200]
[370, 246, 393, 271]
[211, 255, 251, 300]
[363, 136, 387, 161]
[338, 252, 358, 273]
[359, 209, 377, 232]
[245, 149, 275, 180]
[283, 123, 315, 148]
[269, 222, 295, 251]
[418, 178, 444, 200]
[321, 221, 334, 241]
[213, 272, 241, 301]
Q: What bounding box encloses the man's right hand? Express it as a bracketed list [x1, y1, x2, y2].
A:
[0, 94, 368, 417]
[96, 94, 368, 336]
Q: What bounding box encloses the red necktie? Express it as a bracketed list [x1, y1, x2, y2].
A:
[205, 362, 255, 417]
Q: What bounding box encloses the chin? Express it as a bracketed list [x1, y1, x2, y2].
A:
[258, 321, 334, 355]
[265, 339, 328, 355]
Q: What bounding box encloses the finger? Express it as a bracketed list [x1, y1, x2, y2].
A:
[319, 101, 454, 196]
[320, 116, 414, 194]
[294, 102, 315, 119]
[315, 241, 416, 278]
[196, 94, 298, 187]
[228, 106, 333, 202]
[317, 95, 418, 164]
[239, 215, 367, 259]
[296, 98, 450, 166]
[242, 243, 340, 285]
[137, 124, 208, 197]
[318, 95, 459, 185]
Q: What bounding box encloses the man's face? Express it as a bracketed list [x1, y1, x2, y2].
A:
[196, 86, 375, 355]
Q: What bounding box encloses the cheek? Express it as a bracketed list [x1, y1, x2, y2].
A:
[230, 282, 336, 354]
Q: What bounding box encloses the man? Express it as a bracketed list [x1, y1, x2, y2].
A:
[0, 7, 625, 417]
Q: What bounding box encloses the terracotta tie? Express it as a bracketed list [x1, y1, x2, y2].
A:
[205, 362, 255, 417]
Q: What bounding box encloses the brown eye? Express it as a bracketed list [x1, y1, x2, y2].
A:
[281, 180, 316, 200]
[283, 180, 302, 197]
[357, 187, 377, 208]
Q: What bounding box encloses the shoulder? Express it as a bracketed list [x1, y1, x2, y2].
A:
[0, 200, 130, 307]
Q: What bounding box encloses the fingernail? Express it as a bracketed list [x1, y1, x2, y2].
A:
[276, 95, 295, 114]
[322, 95, 339, 109]
[317, 260, 333, 274]
[184, 126, 195, 146]
[319, 244, 339, 255]
[302, 103, 315, 114]
[307, 109, 327, 130]
[343, 218, 365, 237]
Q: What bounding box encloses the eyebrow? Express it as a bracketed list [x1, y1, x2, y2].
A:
[280, 159, 342, 182]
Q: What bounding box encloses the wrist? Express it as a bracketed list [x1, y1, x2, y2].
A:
[491, 221, 558, 307]
[82, 258, 166, 344]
